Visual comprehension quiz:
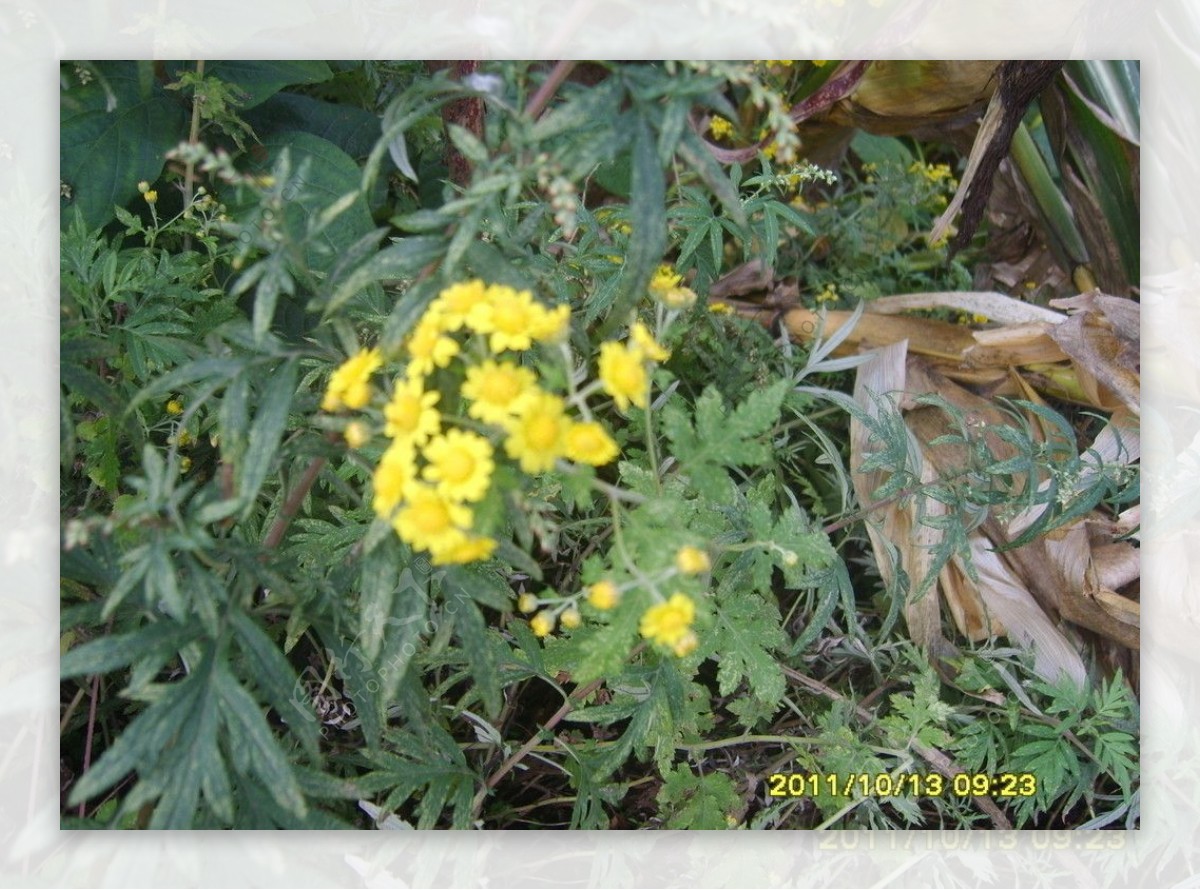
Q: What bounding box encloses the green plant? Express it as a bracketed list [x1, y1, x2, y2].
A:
[60, 59, 1138, 831]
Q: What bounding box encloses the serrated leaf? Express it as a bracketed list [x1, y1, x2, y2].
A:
[455, 599, 502, 717]
[229, 609, 320, 757]
[60, 620, 199, 679]
[597, 117, 666, 336]
[711, 594, 786, 704]
[215, 663, 307, 816]
[324, 236, 445, 316]
[657, 765, 739, 829]
[237, 358, 297, 519]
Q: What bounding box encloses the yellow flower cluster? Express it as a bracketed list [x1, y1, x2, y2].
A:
[320, 279, 626, 567]
[814, 283, 839, 305]
[709, 116, 735, 141]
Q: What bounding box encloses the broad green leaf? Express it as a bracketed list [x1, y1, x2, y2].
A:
[255, 131, 376, 275]
[61, 63, 188, 229]
[244, 91, 384, 158]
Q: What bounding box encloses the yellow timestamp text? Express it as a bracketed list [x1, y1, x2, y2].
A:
[766, 772, 1038, 799]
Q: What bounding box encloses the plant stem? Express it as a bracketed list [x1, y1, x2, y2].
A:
[182, 60, 204, 252]
[524, 61, 576, 120]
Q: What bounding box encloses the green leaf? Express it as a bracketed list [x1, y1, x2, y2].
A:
[324, 236, 445, 316]
[455, 599, 502, 717]
[61, 64, 189, 229]
[243, 91, 384, 158]
[597, 117, 666, 336]
[60, 620, 200, 679]
[229, 609, 321, 757]
[656, 765, 739, 829]
[215, 662, 308, 816]
[237, 358, 297, 519]
[711, 593, 786, 705]
[677, 127, 747, 228]
[178, 60, 334, 110]
[255, 131, 376, 275]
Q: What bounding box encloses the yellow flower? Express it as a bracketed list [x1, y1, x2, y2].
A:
[709, 116, 735, 141]
[406, 316, 459, 378]
[518, 592, 539, 613]
[143, 190, 158, 204]
[504, 390, 569, 473]
[166, 399, 184, 416]
[649, 264, 682, 297]
[675, 546, 711, 576]
[708, 301, 733, 315]
[587, 580, 620, 610]
[384, 376, 441, 445]
[639, 593, 696, 652]
[659, 286, 697, 310]
[462, 360, 538, 425]
[422, 429, 494, 502]
[814, 283, 838, 305]
[530, 610, 556, 638]
[429, 279, 489, 331]
[394, 483, 472, 555]
[322, 347, 383, 412]
[598, 340, 648, 412]
[179, 456, 192, 473]
[560, 607, 582, 630]
[372, 441, 417, 519]
[430, 533, 497, 565]
[344, 420, 370, 449]
[630, 322, 670, 362]
[530, 303, 571, 344]
[467, 284, 539, 352]
[564, 420, 619, 466]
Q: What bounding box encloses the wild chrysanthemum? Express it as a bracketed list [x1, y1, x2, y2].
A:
[467, 284, 539, 352]
[430, 532, 497, 565]
[675, 546, 711, 576]
[587, 580, 620, 610]
[344, 420, 371, 449]
[648, 264, 682, 297]
[322, 347, 383, 412]
[560, 607, 582, 629]
[461, 360, 537, 425]
[530, 610, 556, 638]
[384, 376, 441, 445]
[598, 340, 648, 412]
[529, 303, 571, 344]
[372, 441, 417, 519]
[630, 322, 670, 362]
[564, 420, 619, 466]
[422, 429, 494, 502]
[503, 389, 569, 473]
[406, 316, 459, 378]
[394, 483, 472, 555]
[429, 279, 489, 331]
[639, 593, 696, 654]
